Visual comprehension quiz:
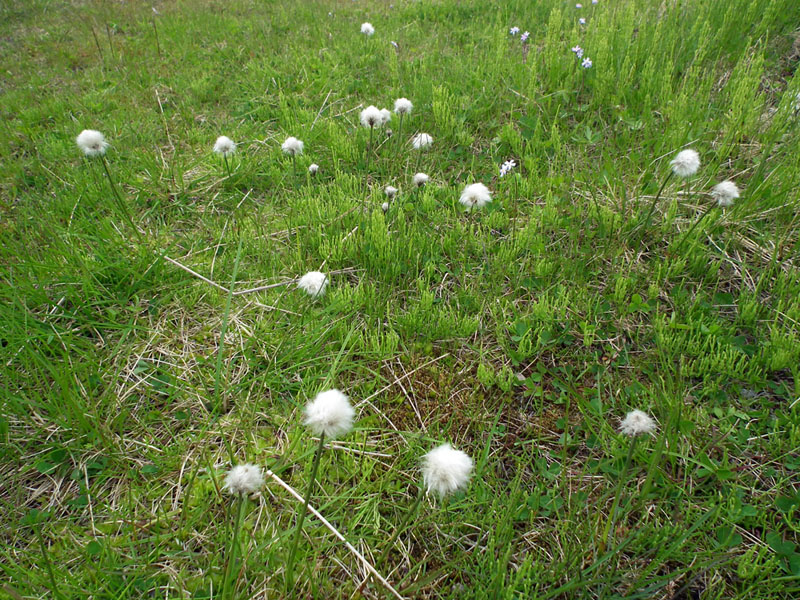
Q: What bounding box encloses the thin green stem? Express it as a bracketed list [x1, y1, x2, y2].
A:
[638, 169, 674, 238]
[377, 488, 424, 573]
[366, 126, 374, 173]
[35, 526, 63, 600]
[100, 156, 142, 241]
[213, 236, 244, 421]
[397, 113, 404, 153]
[286, 433, 326, 595]
[602, 436, 638, 548]
[221, 495, 248, 600]
[223, 154, 231, 178]
[675, 203, 717, 255]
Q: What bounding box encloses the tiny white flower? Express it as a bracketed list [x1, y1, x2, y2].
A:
[384, 185, 398, 198]
[459, 183, 492, 210]
[304, 389, 355, 439]
[224, 463, 264, 496]
[360, 105, 383, 128]
[308, 163, 319, 174]
[579, 17, 586, 24]
[412, 133, 433, 150]
[520, 31, 530, 43]
[381, 201, 389, 213]
[413, 172, 429, 187]
[592, 0, 598, 4]
[76, 129, 109, 157]
[361, 22, 375, 36]
[499, 159, 517, 177]
[509, 26, 520, 36]
[711, 180, 740, 207]
[670, 149, 700, 178]
[620, 410, 657, 437]
[422, 443, 473, 497]
[581, 57, 593, 68]
[394, 97, 413, 115]
[576, 3, 583, 7]
[297, 271, 328, 298]
[380, 108, 392, 125]
[571, 45, 584, 58]
[282, 136, 304, 156]
[213, 135, 236, 157]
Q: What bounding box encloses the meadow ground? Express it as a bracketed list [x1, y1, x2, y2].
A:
[2, 0, 800, 598]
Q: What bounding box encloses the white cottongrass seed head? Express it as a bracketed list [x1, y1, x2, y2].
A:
[459, 182, 492, 210]
[213, 135, 236, 157]
[308, 163, 319, 174]
[304, 389, 355, 439]
[670, 149, 700, 178]
[297, 271, 328, 298]
[422, 443, 473, 497]
[384, 185, 398, 198]
[361, 22, 375, 36]
[224, 463, 264, 496]
[381, 201, 390, 213]
[360, 105, 383, 128]
[281, 136, 304, 156]
[76, 129, 109, 157]
[394, 97, 413, 115]
[412, 133, 433, 150]
[711, 180, 740, 207]
[380, 108, 392, 125]
[620, 410, 657, 437]
[413, 172, 429, 187]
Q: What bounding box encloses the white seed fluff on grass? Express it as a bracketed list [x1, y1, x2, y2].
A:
[380, 108, 392, 125]
[213, 135, 236, 157]
[308, 163, 319, 174]
[394, 97, 413, 115]
[224, 464, 264, 496]
[304, 389, 355, 439]
[670, 149, 700, 178]
[360, 105, 383, 128]
[413, 172, 429, 187]
[297, 271, 328, 298]
[384, 185, 398, 198]
[76, 129, 109, 157]
[412, 133, 433, 149]
[459, 183, 492, 210]
[381, 201, 389, 213]
[361, 22, 375, 36]
[620, 410, 657, 437]
[281, 136, 304, 156]
[422, 444, 473, 497]
[711, 180, 740, 207]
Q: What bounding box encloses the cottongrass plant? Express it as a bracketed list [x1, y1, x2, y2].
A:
[221, 464, 264, 599]
[413, 172, 429, 188]
[360, 105, 383, 170]
[286, 389, 355, 593]
[640, 148, 701, 235]
[379, 444, 473, 570]
[361, 22, 374, 36]
[459, 182, 492, 212]
[411, 132, 433, 172]
[677, 180, 741, 252]
[213, 135, 236, 176]
[384, 185, 398, 199]
[308, 163, 319, 175]
[282, 136, 304, 176]
[393, 97, 412, 148]
[76, 129, 141, 240]
[603, 410, 657, 547]
[297, 271, 328, 298]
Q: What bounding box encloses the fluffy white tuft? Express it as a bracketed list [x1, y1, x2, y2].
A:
[670, 149, 700, 178]
[213, 135, 236, 156]
[620, 410, 657, 437]
[384, 185, 398, 198]
[361, 22, 375, 36]
[76, 129, 108, 157]
[304, 389, 355, 439]
[281, 136, 304, 156]
[394, 97, 413, 115]
[381, 201, 389, 213]
[459, 183, 492, 210]
[297, 271, 328, 298]
[224, 463, 264, 495]
[422, 444, 473, 497]
[413, 172, 429, 187]
[412, 133, 433, 150]
[711, 180, 739, 207]
[308, 163, 319, 174]
[360, 105, 383, 128]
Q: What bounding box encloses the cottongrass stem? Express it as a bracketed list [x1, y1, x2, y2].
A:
[639, 148, 701, 239]
[213, 136, 236, 177]
[221, 464, 264, 599]
[285, 390, 355, 594]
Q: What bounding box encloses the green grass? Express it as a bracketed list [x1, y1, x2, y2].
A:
[2, 0, 800, 597]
